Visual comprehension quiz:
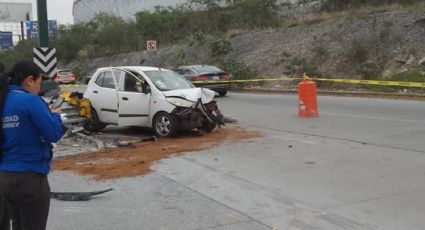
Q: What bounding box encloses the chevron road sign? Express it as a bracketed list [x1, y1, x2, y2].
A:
[33, 47, 57, 78]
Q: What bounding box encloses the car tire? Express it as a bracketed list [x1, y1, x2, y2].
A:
[152, 112, 178, 137]
[84, 108, 106, 132]
[202, 121, 216, 133]
[218, 91, 227, 97]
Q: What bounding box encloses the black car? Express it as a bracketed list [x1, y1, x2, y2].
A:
[175, 65, 231, 97]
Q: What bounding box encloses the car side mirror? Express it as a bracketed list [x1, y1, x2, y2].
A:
[142, 85, 151, 94]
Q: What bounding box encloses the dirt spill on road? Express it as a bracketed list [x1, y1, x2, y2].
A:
[53, 127, 263, 180]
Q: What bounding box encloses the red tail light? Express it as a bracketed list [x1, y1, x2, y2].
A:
[71, 73, 76, 80]
[192, 75, 208, 81]
[56, 75, 61, 80]
[222, 72, 231, 79]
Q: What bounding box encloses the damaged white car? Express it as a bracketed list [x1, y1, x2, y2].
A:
[84, 66, 224, 137]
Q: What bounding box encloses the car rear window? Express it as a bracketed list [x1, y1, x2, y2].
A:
[192, 66, 222, 73]
[58, 69, 71, 74]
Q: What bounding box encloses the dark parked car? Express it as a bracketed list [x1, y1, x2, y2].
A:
[175, 65, 231, 97]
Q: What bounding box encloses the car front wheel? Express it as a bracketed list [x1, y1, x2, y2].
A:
[153, 112, 178, 137]
[218, 90, 227, 97]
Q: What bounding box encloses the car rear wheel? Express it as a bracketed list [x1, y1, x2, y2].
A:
[153, 112, 178, 137]
[218, 90, 227, 97]
[84, 108, 106, 132]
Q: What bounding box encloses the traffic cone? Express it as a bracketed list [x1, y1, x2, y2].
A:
[298, 74, 319, 117]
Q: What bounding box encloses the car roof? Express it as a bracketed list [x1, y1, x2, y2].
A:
[178, 65, 214, 69]
[96, 66, 171, 72]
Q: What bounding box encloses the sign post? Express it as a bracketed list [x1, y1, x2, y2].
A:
[37, 0, 48, 47]
[146, 40, 157, 52]
[34, 0, 57, 79]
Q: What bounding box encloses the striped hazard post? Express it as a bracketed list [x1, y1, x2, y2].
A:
[33, 47, 57, 79]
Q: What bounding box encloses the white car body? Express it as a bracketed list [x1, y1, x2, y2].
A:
[84, 66, 222, 136]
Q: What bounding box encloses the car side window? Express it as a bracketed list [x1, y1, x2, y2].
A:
[124, 73, 142, 93]
[102, 71, 116, 89]
[176, 69, 185, 75]
[177, 69, 192, 75]
[95, 72, 105, 86]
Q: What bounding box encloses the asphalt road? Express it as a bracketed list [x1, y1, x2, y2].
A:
[48, 91, 425, 230]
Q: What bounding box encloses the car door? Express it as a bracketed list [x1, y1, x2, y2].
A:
[115, 68, 151, 127]
[89, 69, 119, 125]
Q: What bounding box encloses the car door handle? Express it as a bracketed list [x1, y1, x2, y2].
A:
[93, 90, 98, 94]
[122, 97, 129, 101]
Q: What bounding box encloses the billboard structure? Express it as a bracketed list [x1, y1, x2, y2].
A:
[0, 2, 33, 47]
[0, 2, 32, 22]
[26, 20, 58, 40]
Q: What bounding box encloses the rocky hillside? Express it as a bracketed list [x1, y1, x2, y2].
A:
[69, 10, 425, 80]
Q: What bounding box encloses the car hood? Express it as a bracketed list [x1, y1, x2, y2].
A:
[163, 88, 215, 103]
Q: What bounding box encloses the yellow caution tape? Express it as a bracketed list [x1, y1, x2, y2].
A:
[193, 77, 425, 88]
[59, 78, 425, 88]
[191, 78, 290, 84]
[313, 78, 425, 88]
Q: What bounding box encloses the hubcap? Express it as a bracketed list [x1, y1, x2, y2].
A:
[156, 116, 170, 136]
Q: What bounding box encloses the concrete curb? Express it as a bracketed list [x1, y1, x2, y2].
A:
[233, 88, 425, 100]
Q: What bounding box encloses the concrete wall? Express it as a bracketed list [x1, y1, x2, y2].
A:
[73, 0, 187, 23]
[0, 2, 32, 22]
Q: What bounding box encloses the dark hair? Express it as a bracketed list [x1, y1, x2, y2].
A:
[0, 60, 42, 144]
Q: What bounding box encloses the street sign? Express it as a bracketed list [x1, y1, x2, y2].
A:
[147, 40, 157, 51]
[26, 20, 58, 40]
[0, 32, 13, 50]
[33, 47, 57, 78]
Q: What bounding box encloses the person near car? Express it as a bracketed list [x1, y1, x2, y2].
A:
[0, 61, 10, 230]
[0, 60, 63, 230]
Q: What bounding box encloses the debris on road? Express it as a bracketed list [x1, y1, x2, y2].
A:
[50, 188, 113, 201]
[223, 116, 238, 124]
[53, 127, 263, 180]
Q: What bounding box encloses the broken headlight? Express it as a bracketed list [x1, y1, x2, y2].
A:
[166, 97, 194, 108]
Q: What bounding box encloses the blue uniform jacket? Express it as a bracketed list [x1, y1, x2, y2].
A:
[1, 84, 63, 175]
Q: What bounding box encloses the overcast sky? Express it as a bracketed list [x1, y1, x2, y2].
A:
[1, 0, 74, 25]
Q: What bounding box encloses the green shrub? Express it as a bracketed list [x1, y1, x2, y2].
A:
[285, 57, 321, 77]
[208, 37, 233, 58]
[386, 68, 425, 82]
[219, 58, 257, 88]
[368, 68, 425, 92]
[346, 39, 370, 64]
[357, 62, 382, 80]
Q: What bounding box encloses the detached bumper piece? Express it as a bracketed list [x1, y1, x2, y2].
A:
[50, 188, 113, 201]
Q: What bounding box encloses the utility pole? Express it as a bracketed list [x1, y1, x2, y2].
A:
[37, 0, 48, 47]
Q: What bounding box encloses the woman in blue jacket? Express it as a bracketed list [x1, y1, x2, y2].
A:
[0, 60, 63, 230]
